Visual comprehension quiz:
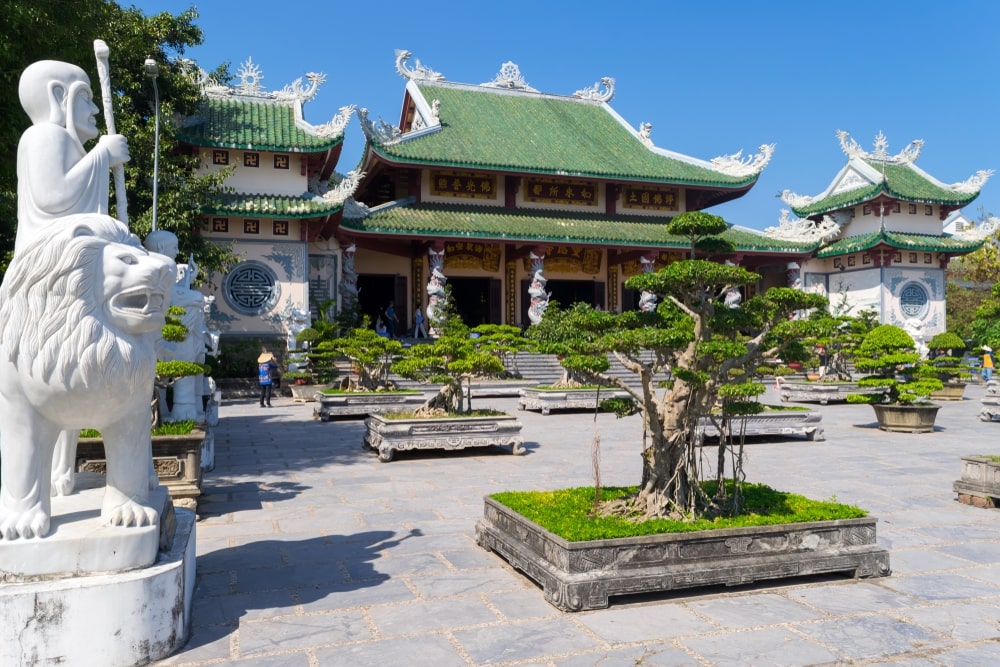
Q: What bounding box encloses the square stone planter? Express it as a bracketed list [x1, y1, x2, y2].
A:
[779, 380, 886, 405]
[954, 455, 1000, 507]
[363, 413, 525, 462]
[698, 409, 824, 441]
[313, 390, 426, 421]
[77, 430, 206, 507]
[289, 382, 332, 402]
[518, 387, 630, 415]
[476, 496, 890, 611]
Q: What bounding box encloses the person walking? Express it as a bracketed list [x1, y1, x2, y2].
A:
[983, 346, 994, 382]
[258, 351, 279, 408]
[384, 300, 398, 339]
[414, 306, 428, 339]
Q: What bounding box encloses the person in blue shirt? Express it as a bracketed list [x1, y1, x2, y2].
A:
[258, 351, 279, 408]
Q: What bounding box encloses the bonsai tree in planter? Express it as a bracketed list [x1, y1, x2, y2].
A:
[468, 323, 532, 379]
[391, 295, 506, 415]
[847, 324, 943, 432]
[524, 211, 828, 518]
[325, 319, 405, 391]
[927, 331, 970, 383]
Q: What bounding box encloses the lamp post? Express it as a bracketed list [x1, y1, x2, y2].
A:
[145, 57, 160, 231]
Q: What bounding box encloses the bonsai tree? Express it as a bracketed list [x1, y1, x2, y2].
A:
[323, 318, 405, 391]
[526, 211, 827, 519]
[793, 307, 879, 380]
[468, 323, 532, 378]
[391, 293, 505, 415]
[927, 331, 969, 383]
[846, 324, 943, 405]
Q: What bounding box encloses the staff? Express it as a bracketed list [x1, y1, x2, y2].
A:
[93, 39, 128, 225]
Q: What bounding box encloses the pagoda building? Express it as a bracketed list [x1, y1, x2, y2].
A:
[176, 59, 359, 342]
[341, 51, 813, 332]
[769, 131, 990, 342]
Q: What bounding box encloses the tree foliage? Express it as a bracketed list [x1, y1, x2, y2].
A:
[527, 211, 827, 521]
[847, 325, 942, 405]
[0, 1, 238, 279]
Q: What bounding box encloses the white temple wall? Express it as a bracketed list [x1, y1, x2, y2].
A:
[882, 266, 946, 337]
[846, 208, 942, 236]
[197, 147, 307, 197]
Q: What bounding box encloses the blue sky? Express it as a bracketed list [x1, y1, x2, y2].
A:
[140, 0, 1000, 231]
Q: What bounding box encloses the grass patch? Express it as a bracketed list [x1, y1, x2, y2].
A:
[984, 455, 1000, 464]
[530, 385, 606, 391]
[491, 481, 867, 542]
[319, 388, 421, 395]
[79, 420, 199, 439]
[380, 409, 508, 419]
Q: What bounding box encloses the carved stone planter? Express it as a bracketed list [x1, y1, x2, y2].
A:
[930, 381, 967, 401]
[314, 390, 426, 421]
[954, 455, 1000, 508]
[77, 429, 206, 506]
[870, 404, 940, 433]
[476, 497, 890, 611]
[289, 382, 329, 402]
[363, 413, 525, 462]
[699, 410, 824, 441]
[518, 387, 629, 415]
[979, 381, 1000, 421]
[779, 380, 886, 405]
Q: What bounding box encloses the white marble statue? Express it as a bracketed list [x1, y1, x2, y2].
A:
[16, 59, 129, 255]
[527, 253, 550, 325]
[0, 215, 176, 539]
[426, 248, 447, 335]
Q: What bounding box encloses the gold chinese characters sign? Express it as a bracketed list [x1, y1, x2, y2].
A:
[444, 241, 502, 272]
[430, 171, 498, 200]
[621, 186, 678, 211]
[524, 178, 597, 206]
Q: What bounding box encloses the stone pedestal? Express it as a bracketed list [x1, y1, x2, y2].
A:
[0, 477, 196, 666]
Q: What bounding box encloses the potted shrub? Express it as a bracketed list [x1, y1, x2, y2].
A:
[927, 331, 970, 400]
[312, 319, 424, 421]
[846, 324, 944, 432]
[363, 295, 525, 461]
[477, 212, 889, 610]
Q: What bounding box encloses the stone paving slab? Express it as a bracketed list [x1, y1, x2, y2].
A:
[156, 384, 1000, 665]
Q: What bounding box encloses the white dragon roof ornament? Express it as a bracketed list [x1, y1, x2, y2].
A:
[764, 210, 842, 243]
[358, 108, 402, 145]
[394, 49, 445, 82]
[710, 144, 775, 177]
[573, 77, 615, 103]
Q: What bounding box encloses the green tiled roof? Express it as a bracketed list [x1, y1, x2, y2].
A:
[204, 192, 342, 219]
[814, 230, 983, 258]
[177, 97, 343, 152]
[792, 160, 980, 217]
[340, 202, 814, 253]
[372, 83, 759, 188]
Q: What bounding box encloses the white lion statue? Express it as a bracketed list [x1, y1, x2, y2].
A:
[0, 214, 176, 539]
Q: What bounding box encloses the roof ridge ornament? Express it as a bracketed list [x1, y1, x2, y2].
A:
[836, 129, 925, 165]
[637, 122, 653, 147]
[951, 169, 994, 194]
[395, 49, 445, 82]
[955, 215, 1000, 240]
[184, 57, 326, 103]
[573, 77, 615, 103]
[779, 189, 814, 207]
[310, 105, 356, 138]
[764, 210, 842, 243]
[481, 61, 538, 91]
[318, 169, 366, 205]
[710, 144, 775, 177]
[358, 108, 402, 145]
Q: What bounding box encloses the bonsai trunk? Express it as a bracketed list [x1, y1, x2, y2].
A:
[415, 378, 467, 415]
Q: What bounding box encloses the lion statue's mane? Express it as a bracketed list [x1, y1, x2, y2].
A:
[0, 216, 154, 391]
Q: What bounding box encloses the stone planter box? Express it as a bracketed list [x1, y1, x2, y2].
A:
[931, 381, 967, 401]
[870, 403, 940, 433]
[288, 382, 326, 402]
[476, 496, 890, 611]
[77, 429, 206, 507]
[779, 380, 886, 405]
[954, 455, 1000, 508]
[979, 381, 1000, 421]
[699, 410, 824, 441]
[518, 387, 630, 415]
[314, 390, 426, 421]
[363, 413, 525, 462]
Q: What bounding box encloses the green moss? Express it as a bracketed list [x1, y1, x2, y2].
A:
[491, 482, 867, 542]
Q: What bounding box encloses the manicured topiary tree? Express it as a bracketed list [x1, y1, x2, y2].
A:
[927, 331, 970, 383]
[846, 324, 943, 405]
[391, 294, 505, 415]
[526, 211, 827, 519]
[323, 319, 405, 391]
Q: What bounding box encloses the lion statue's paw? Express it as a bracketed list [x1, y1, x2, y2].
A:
[0, 504, 50, 540]
[51, 469, 75, 497]
[104, 499, 158, 528]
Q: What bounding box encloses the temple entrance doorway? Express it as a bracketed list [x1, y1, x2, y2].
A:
[357, 274, 407, 336]
[448, 278, 501, 327]
[521, 279, 605, 327]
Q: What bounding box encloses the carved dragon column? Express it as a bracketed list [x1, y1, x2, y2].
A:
[339, 243, 358, 322]
[426, 245, 447, 335]
[638, 254, 658, 312]
[527, 250, 550, 325]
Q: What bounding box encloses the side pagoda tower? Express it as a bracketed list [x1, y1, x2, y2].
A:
[769, 130, 990, 340]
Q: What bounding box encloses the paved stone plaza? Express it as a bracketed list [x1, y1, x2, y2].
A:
[158, 384, 1000, 666]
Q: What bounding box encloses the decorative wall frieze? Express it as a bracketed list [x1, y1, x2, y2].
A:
[395, 49, 445, 82]
[764, 210, 842, 243]
[573, 77, 615, 103]
[709, 144, 775, 177]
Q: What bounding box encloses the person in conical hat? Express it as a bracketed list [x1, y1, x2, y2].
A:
[257, 352, 279, 407]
